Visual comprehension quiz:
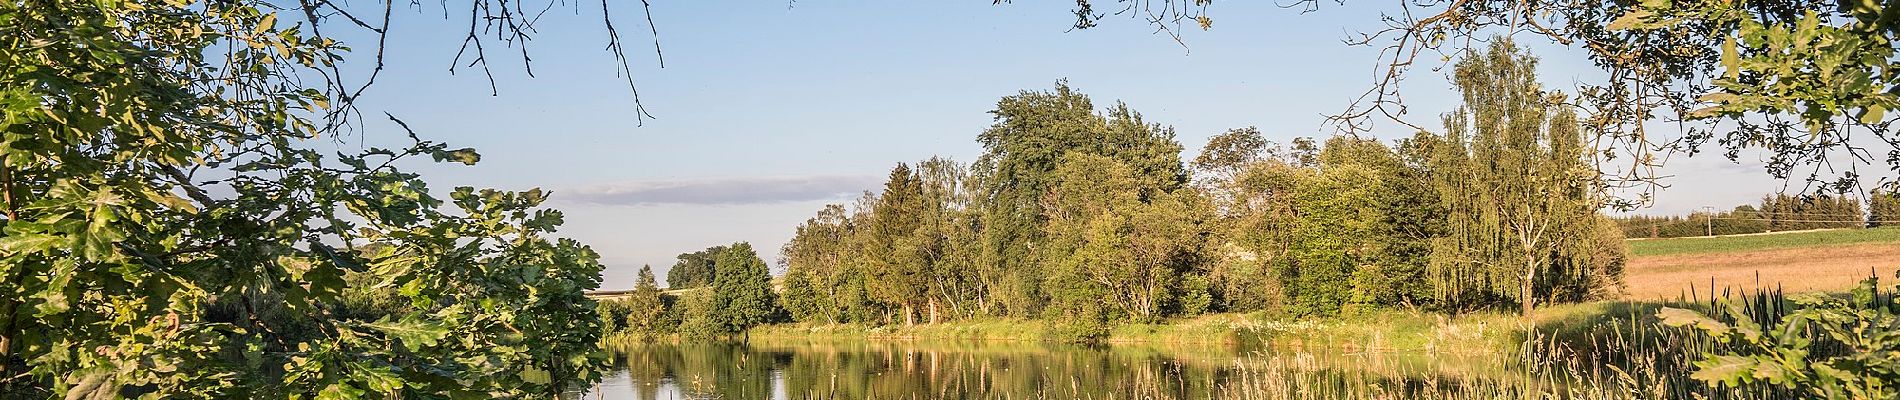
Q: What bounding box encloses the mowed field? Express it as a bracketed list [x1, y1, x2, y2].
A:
[1623, 227, 1900, 299]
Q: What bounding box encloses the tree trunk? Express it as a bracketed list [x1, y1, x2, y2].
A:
[1521, 254, 1537, 317]
[548, 357, 565, 399]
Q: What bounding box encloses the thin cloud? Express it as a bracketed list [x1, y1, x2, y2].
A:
[558, 175, 881, 206]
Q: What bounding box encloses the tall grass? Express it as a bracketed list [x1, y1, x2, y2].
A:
[1189, 279, 1853, 399]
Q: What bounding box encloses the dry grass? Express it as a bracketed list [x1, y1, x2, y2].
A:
[1623, 242, 1900, 299]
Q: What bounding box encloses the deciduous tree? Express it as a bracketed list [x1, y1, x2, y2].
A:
[709, 243, 780, 334]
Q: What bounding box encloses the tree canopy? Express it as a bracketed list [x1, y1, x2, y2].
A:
[777, 77, 1626, 341]
[707, 243, 781, 334]
[1058, 0, 1900, 199]
[1, 0, 630, 396]
[666, 245, 729, 289]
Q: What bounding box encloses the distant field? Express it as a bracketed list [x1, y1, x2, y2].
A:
[1623, 227, 1900, 299]
[1627, 227, 1900, 257]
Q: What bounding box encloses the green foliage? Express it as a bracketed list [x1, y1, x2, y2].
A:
[1872, 188, 1900, 228]
[777, 83, 1194, 328]
[1617, 206, 1772, 239]
[769, 80, 1623, 335]
[1663, 276, 1900, 399]
[674, 290, 722, 340]
[975, 81, 1187, 317]
[1058, 0, 1900, 208]
[1760, 193, 1867, 231]
[1177, 274, 1215, 315]
[779, 204, 859, 323]
[1284, 162, 1386, 316]
[666, 245, 728, 289]
[863, 163, 932, 324]
[708, 243, 781, 334]
[621, 266, 667, 335]
[1212, 160, 1309, 314]
[0, 0, 606, 395]
[1041, 154, 1210, 325]
[597, 298, 637, 334]
[779, 269, 826, 323]
[1618, 192, 1870, 239]
[1191, 126, 1270, 182]
[1422, 40, 1621, 315]
[1595, 0, 1900, 189]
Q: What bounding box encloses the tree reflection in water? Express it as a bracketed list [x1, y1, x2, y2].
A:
[581, 339, 1527, 400]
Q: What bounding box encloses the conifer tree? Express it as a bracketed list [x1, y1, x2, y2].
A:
[1872, 187, 1900, 228]
[627, 265, 666, 334]
[865, 164, 932, 325]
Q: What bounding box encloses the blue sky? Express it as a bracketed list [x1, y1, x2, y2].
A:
[332, 1, 1800, 288]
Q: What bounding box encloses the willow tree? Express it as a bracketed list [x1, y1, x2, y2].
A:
[1428, 41, 1621, 316]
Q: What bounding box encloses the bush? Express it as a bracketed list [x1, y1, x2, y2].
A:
[1662, 275, 1900, 398]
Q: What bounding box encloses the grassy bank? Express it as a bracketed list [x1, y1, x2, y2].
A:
[746, 308, 1563, 355]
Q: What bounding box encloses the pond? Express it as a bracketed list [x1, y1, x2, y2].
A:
[577, 339, 1535, 400]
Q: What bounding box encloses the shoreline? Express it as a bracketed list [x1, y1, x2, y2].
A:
[737, 309, 1539, 355]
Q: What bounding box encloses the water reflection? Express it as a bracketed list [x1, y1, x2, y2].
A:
[581, 339, 1511, 400]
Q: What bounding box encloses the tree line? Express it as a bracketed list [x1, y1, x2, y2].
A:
[598, 243, 782, 340]
[757, 42, 1626, 340]
[1618, 189, 1900, 238]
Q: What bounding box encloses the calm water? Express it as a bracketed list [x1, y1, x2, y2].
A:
[578, 339, 1518, 400]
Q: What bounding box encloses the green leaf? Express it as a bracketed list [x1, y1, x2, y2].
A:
[0, 233, 59, 254]
[1697, 92, 1742, 104]
[63, 370, 118, 400]
[255, 13, 276, 36]
[1657, 307, 1731, 336]
[1721, 34, 1739, 80]
[315, 383, 365, 400]
[1692, 355, 1760, 387]
[1861, 105, 1886, 125]
[431, 148, 482, 166]
[1607, 9, 1655, 31]
[1751, 358, 1790, 385]
[144, 189, 197, 214]
[359, 316, 450, 352]
[351, 361, 405, 393]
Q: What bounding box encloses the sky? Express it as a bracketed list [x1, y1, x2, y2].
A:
[327, 1, 1825, 289]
